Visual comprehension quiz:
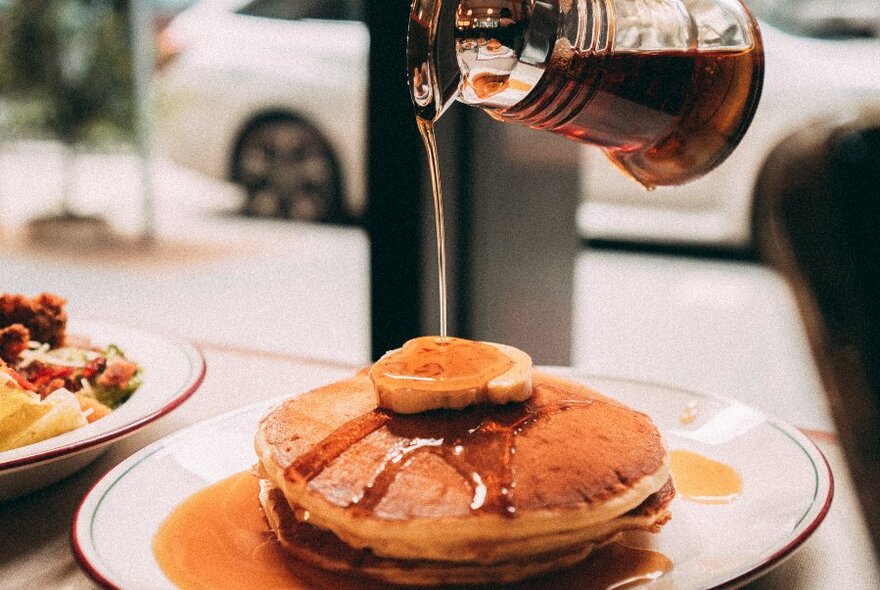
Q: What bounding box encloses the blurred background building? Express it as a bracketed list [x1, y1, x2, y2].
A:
[0, 0, 876, 398]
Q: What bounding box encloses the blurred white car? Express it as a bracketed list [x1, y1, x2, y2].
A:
[579, 0, 880, 248]
[153, 0, 368, 221]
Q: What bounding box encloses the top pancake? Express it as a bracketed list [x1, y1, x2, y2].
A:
[255, 370, 669, 562]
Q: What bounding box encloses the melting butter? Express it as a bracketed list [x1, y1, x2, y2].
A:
[369, 336, 532, 413]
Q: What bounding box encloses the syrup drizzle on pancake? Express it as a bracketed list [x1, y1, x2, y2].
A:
[288, 385, 596, 517]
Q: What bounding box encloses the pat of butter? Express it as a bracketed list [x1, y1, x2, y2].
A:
[369, 336, 532, 414]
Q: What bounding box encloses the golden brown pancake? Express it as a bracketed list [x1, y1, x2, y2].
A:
[258, 477, 674, 586]
[254, 371, 673, 584]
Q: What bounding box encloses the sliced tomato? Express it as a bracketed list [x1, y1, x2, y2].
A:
[4, 367, 37, 391]
[30, 365, 75, 387]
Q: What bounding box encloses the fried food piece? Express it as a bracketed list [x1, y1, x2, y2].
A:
[0, 293, 67, 348]
[0, 324, 30, 364]
[96, 358, 138, 389]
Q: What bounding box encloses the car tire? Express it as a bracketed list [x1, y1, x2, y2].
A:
[232, 116, 344, 223]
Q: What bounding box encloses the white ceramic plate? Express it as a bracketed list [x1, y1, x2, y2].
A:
[72, 372, 832, 589]
[0, 319, 205, 500]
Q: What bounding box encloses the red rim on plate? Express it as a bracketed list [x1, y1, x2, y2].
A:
[718, 447, 834, 589]
[0, 326, 205, 472]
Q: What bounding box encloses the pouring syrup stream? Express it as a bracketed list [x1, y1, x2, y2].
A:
[416, 117, 448, 339]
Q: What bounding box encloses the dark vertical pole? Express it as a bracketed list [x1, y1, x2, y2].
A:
[366, 1, 424, 360]
[453, 107, 475, 336]
[465, 121, 577, 365]
[418, 103, 469, 339]
[365, 1, 575, 364]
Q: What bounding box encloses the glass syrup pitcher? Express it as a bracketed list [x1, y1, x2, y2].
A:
[408, 0, 764, 187]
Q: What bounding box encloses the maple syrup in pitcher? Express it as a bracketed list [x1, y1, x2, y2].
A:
[410, 0, 763, 337]
[409, 0, 764, 187]
[496, 45, 763, 187]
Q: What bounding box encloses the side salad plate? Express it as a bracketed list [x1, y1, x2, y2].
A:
[0, 319, 205, 500]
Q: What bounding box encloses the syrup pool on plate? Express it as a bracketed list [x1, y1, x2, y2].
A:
[153, 471, 672, 590]
[669, 449, 743, 505]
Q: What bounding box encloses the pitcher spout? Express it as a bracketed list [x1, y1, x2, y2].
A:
[408, 0, 462, 121]
[409, 1, 547, 122]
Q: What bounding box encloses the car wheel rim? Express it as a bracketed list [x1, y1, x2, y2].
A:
[237, 120, 339, 221]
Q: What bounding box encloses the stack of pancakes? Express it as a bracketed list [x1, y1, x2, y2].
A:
[254, 371, 673, 585]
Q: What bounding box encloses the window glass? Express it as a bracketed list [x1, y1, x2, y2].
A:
[237, 0, 362, 22]
[745, 0, 879, 39]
